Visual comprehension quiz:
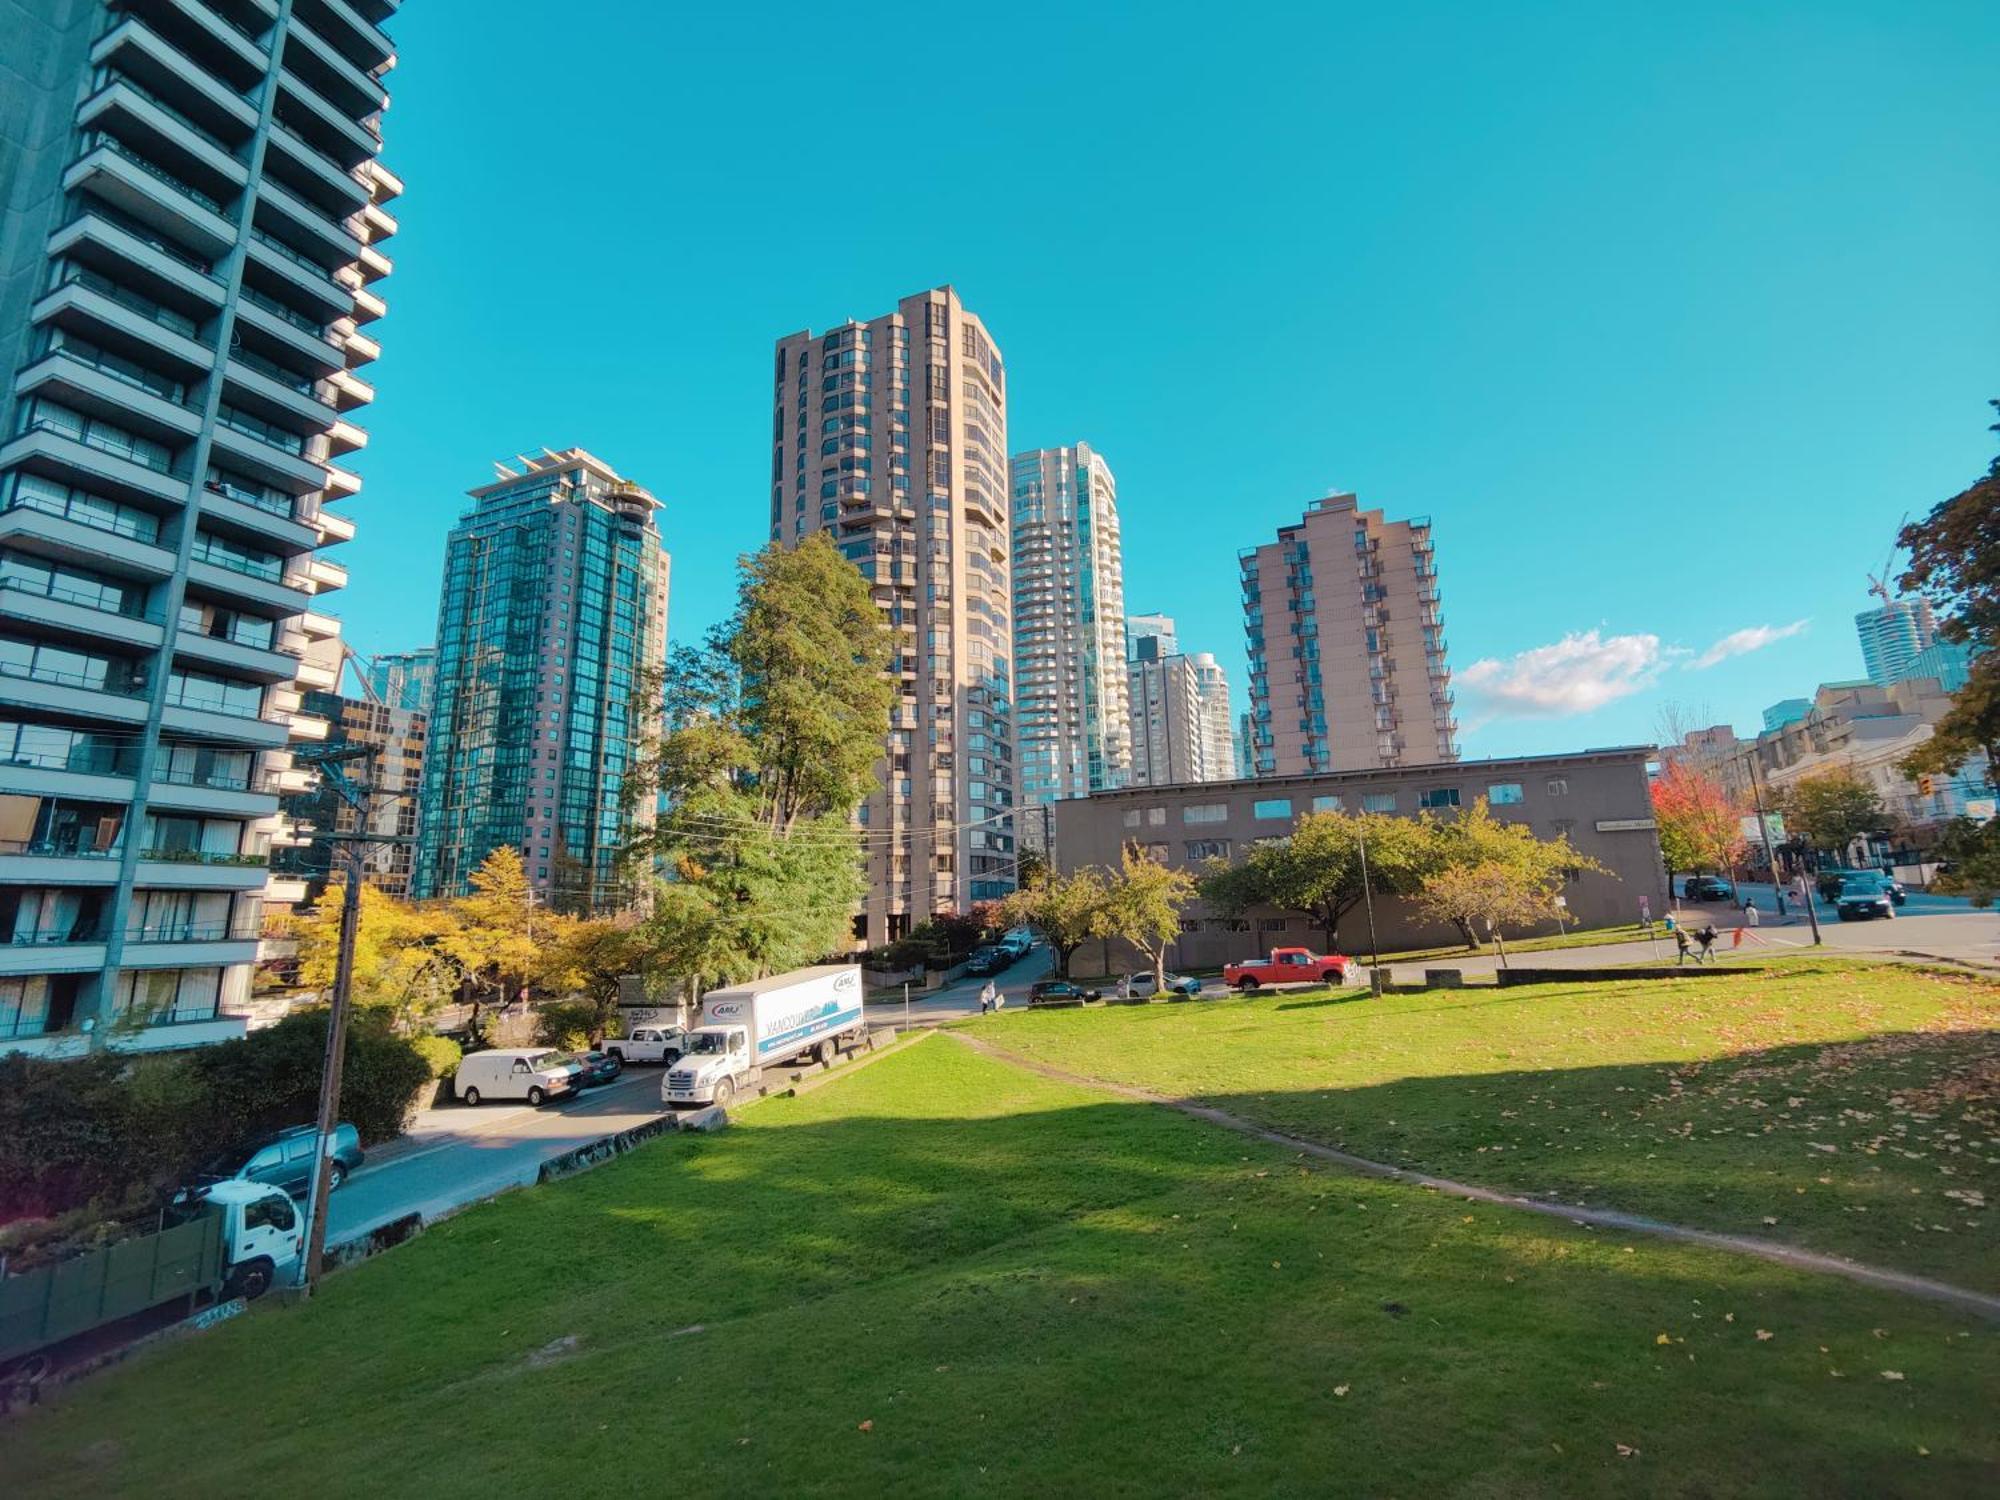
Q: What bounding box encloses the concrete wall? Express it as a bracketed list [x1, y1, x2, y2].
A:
[1052, 748, 1668, 970]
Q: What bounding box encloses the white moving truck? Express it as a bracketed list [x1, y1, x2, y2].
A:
[662, 965, 865, 1109]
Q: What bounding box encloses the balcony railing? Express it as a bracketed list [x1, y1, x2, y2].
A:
[49, 263, 201, 337]
[189, 539, 290, 584]
[138, 847, 269, 867]
[0, 572, 160, 623]
[0, 737, 142, 776]
[153, 760, 281, 794]
[58, 203, 217, 277]
[0, 659, 148, 697]
[237, 283, 338, 344]
[2, 478, 164, 544]
[76, 131, 227, 214]
[126, 917, 263, 943]
[203, 473, 298, 519]
[215, 405, 306, 456]
[40, 336, 189, 404]
[0, 838, 122, 860]
[160, 680, 268, 719]
[5, 924, 110, 946]
[87, 71, 240, 157]
[229, 346, 337, 408]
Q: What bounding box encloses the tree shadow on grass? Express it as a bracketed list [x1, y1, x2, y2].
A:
[6, 1037, 1998, 1500]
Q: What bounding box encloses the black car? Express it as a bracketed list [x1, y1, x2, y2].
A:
[963, 947, 1010, 977]
[1834, 874, 1897, 921]
[1028, 979, 1100, 1007]
[1683, 876, 1736, 901]
[185, 1122, 365, 1201]
[577, 1050, 623, 1086]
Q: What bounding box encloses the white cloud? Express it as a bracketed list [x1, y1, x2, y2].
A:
[1458, 630, 1669, 719]
[1691, 619, 1810, 670]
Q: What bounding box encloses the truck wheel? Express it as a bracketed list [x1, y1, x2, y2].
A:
[608, 1048, 625, 1062]
[226, 1257, 276, 1301]
[527, 1085, 547, 1106]
[1236, 977, 1259, 992]
[327, 1162, 347, 1191]
[461, 1086, 481, 1106]
[819, 1039, 840, 1066]
[712, 1077, 736, 1108]
[1322, 969, 1345, 986]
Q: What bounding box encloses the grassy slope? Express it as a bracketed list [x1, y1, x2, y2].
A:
[975, 961, 2000, 1289]
[6, 1038, 1996, 1498]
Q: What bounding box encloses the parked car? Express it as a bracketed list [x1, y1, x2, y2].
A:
[1834, 873, 1897, 921]
[1222, 947, 1353, 991]
[1682, 875, 1736, 901]
[184, 1122, 365, 1201]
[963, 947, 1010, 977]
[999, 930, 1034, 958]
[1122, 972, 1203, 998]
[577, 1050, 623, 1087]
[454, 1047, 584, 1106]
[1028, 978, 1100, 1007]
[605, 1025, 686, 1065]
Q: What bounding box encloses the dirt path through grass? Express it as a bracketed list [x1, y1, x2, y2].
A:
[952, 1031, 2000, 1322]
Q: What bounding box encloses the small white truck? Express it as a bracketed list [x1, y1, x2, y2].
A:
[604, 1025, 686, 1065]
[662, 964, 866, 1109]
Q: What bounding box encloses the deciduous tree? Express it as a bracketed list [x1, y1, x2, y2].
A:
[1199, 809, 1437, 954]
[1651, 762, 1745, 877]
[1413, 862, 1561, 966]
[999, 868, 1109, 978]
[1099, 844, 1199, 994]
[1427, 797, 1606, 949]
[1781, 766, 1886, 855]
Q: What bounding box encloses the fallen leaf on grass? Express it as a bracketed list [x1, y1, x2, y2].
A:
[1755, 1330, 1774, 1341]
[1615, 1444, 1640, 1458]
[1334, 1384, 1350, 1397]
[858, 1420, 874, 1432]
[1655, 1333, 1673, 1346]
[1881, 1370, 1905, 1381]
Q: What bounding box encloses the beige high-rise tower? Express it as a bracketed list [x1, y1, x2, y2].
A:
[771, 287, 1014, 944]
[1241, 495, 1456, 775]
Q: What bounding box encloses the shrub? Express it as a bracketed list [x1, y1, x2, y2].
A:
[533, 1001, 600, 1051]
[409, 1033, 462, 1079]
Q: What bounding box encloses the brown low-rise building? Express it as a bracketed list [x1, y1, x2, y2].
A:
[1051, 747, 1665, 971]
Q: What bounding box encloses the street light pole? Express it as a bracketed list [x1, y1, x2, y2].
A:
[1357, 829, 1380, 969]
[1745, 750, 1819, 946]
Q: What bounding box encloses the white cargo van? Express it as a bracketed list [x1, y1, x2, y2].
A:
[662, 965, 865, 1109]
[454, 1048, 582, 1106]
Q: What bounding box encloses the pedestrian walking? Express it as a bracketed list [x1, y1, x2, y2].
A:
[1744, 900, 1760, 929]
[979, 980, 998, 1015]
[1695, 925, 1719, 963]
[1673, 928, 1693, 966]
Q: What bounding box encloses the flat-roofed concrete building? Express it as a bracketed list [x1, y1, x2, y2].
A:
[1052, 748, 1663, 969]
[1127, 614, 1235, 787]
[772, 287, 1015, 942]
[1242, 495, 1456, 775]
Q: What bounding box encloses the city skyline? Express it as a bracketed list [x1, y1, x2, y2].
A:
[315, 2, 1996, 765]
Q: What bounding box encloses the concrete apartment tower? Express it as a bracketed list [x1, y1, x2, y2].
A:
[413, 450, 669, 913]
[1854, 597, 1935, 687]
[771, 287, 1015, 944]
[1126, 614, 1236, 786]
[365, 644, 432, 711]
[1241, 495, 1456, 775]
[0, 0, 399, 1056]
[1011, 443, 1131, 849]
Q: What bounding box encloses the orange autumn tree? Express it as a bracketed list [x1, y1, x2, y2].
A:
[1650, 761, 1746, 876]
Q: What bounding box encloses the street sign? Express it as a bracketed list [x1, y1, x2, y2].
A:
[1596, 818, 1657, 832]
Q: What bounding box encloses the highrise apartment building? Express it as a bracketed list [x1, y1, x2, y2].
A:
[771, 287, 1015, 943]
[1241, 495, 1456, 775]
[1855, 597, 1935, 687]
[413, 450, 669, 913]
[1011, 443, 1130, 843]
[272, 680, 424, 901]
[1126, 615, 1236, 786]
[0, 0, 398, 1055]
[365, 643, 432, 712]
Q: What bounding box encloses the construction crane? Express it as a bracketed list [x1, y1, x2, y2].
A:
[1865, 512, 1912, 606]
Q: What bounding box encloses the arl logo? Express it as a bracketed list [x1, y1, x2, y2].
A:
[709, 1001, 747, 1020]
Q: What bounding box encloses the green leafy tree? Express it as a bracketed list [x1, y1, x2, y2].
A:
[279, 881, 463, 1029]
[1099, 844, 1200, 994]
[999, 867, 1109, 978]
[1413, 862, 1562, 966]
[1898, 400, 1999, 788]
[1201, 809, 1439, 954]
[1781, 766, 1886, 854]
[1929, 816, 2000, 907]
[1427, 798, 1607, 949]
[446, 847, 556, 1034]
[628, 535, 891, 990]
[537, 916, 645, 1039]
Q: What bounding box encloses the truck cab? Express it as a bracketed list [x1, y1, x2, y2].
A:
[662, 1025, 753, 1109]
[606, 1026, 686, 1065]
[166, 1180, 304, 1301]
[1223, 946, 1352, 991]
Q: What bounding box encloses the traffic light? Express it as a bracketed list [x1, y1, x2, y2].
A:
[1917, 774, 1936, 797]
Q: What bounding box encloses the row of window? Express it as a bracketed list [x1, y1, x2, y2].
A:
[1122, 779, 1566, 830]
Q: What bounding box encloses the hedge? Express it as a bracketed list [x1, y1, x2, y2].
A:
[0, 1011, 431, 1230]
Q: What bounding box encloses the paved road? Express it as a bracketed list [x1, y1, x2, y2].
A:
[1705, 879, 1976, 920]
[326, 1067, 673, 1246]
[864, 944, 1055, 1026]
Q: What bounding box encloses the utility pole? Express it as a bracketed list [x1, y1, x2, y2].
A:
[291, 742, 384, 1293]
[1357, 828, 1380, 968]
[1745, 750, 1818, 946]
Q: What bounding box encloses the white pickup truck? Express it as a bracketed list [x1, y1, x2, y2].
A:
[605, 1025, 685, 1065]
[662, 965, 865, 1109]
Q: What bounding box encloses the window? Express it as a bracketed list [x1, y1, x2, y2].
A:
[1418, 787, 1460, 809]
[1142, 842, 1169, 862]
[1147, 807, 1166, 827]
[245, 1195, 296, 1233]
[1488, 782, 1524, 805]
[1183, 803, 1228, 824]
[1253, 798, 1293, 820]
[1121, 809, 1141, 829]
[1311, 795, 1342, 813]
[1362, 792, 1397, 813]
[1546, 777, 1569, 796]
[1185, 839, 1231, 861]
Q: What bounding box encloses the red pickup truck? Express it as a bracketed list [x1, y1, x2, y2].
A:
[1223, 946, 1353, 991]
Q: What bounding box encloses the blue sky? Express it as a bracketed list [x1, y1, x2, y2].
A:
[339, 0, 1998, 756]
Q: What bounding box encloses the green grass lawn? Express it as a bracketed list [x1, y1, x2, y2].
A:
[6, 1034, 1996, 1497]
[1371, 921, 1659, 965]
[972, 960, 2000, 1291]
